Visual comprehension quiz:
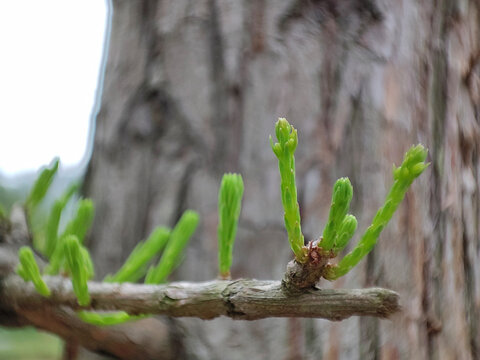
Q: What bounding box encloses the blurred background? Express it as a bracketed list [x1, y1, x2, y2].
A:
[0, 1, 107, 359]
[1, 0, 479, 359]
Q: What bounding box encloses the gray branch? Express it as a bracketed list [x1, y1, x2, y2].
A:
[1, 274, 400, 321]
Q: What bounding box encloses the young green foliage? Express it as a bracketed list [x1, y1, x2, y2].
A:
[325, 144, 429, 280]
[105, 227, 170, 283]
[61, 199, 95, 244]
[44, 201, 65, 258]
[77, 311, 146, 326]
[44, 198, 94, 275]
[145, 210, 199, 284]
[45, 235, 66, 275]
[64, 235, 93, 306]
[332, 214, 357, 254]
[26, 158, 59, 212]
[82, 228, 170, 325]
[44, 183, 79, 257]
[16, 246, 51, 297]
[319, 178, 355, 251]
[217, 173, 244, 278]
[270, 118, 306, 262]
[80, 246, 95, 280]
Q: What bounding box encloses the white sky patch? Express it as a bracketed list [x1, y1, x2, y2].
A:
[0, 1, 107, 175]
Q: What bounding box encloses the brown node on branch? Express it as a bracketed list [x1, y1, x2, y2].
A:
[218, 271, 231, 280]
[282, 239, 336, 291]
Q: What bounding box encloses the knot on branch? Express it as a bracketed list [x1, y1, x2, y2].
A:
[282, 241, 335, 291]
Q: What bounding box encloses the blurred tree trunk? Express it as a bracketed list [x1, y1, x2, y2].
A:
[84, 0, 480, 359]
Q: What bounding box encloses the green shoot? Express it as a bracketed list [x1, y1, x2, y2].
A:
[145, 210, 199, 284]
[325, 144, 429, 280]
[45, 199, 94, 275]
[331, 214, 357, 255]
[26, 158, 59, 212]
[105, 227, 170, 283]
[319, 178, 355, 251]
[64, 235, 93, 306]
[17, 246, 50, 297]
[44, 183, 79, 257]
[61, 199, 95, 244]
[80, 246, 95, 280]
[45, 235, 66, 275]
[270, 118, 306, 262]
[77, 311, 146, 326]
[217, 173, 244, 278]
[44, 201, 64, 257]
[85, 226, 167, 325]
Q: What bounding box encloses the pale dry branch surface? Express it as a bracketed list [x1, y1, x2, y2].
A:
[1, 274, 400, 321]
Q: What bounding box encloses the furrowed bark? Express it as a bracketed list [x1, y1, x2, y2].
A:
[81, 1, 480, 358]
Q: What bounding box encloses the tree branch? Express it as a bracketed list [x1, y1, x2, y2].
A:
[13, 305, 176, 360]
[0, 204, 400, 359]
[1, 274, 400, 321]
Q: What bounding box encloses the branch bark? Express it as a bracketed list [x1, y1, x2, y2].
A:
[1, 274, 400, 321]
[12, 306, 176, 360]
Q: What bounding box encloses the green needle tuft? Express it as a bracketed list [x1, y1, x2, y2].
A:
[17, 246, 51, 297]
[61, 199, 95, 244]
[270, 118, 306, 262]
[105, 227, 170, 283]
[217, 173, 244, 278]
[77, 311, 147, 326]
[64, 235, 93, 306]
[325, 144, 429, 280]
[26, 158, 59, 212]
[332, 214, 358, 254]
[44, 183, 78, 257]
[145, 210, 199, 284]
[320, 178, 354, 251]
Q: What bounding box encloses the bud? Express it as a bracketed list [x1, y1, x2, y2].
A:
[286, 138, 296, 154]
[269, 136, 282, 157]
[404, 144, 428, 167]
[286, 127, 298, 154]
[17, 246, 51, 297]
[321, 178, 353, 250]
[333, 178, 353, 205]
[411, 162, 428, 177]
[275, 118, 291, 144]
[394, 144, 429, 182]
[64, 235, 90, 306]
[333, 215, 357, 253]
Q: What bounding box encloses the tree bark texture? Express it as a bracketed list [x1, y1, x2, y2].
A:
[85, 1, 480, 359]
[1, 275, 400, 321]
